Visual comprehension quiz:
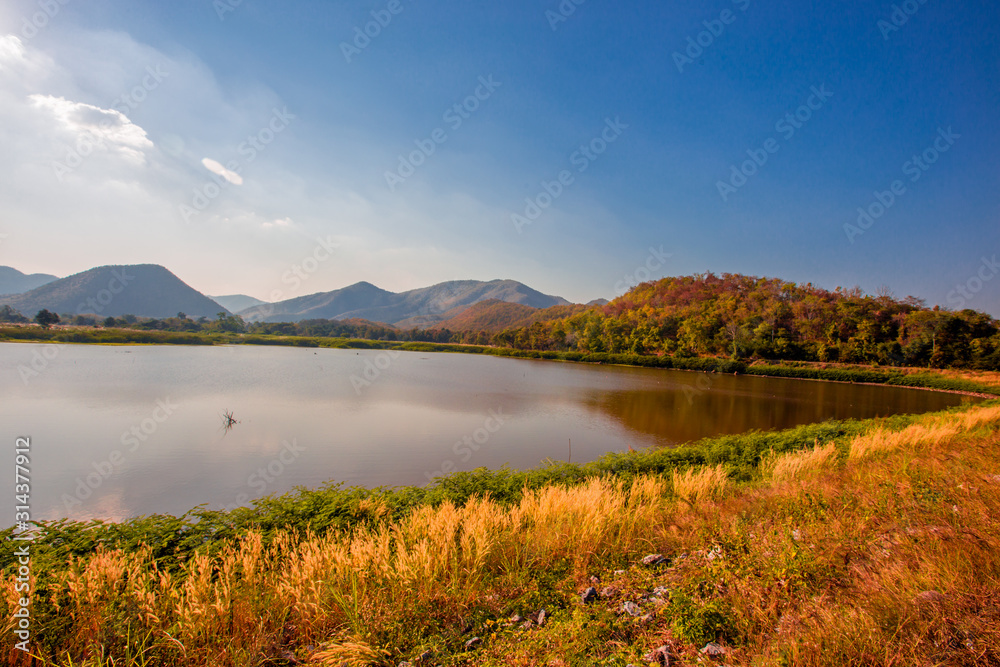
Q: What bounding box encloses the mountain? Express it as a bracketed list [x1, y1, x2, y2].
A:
[431, 299, 591, 332]
[239, 279, 571, 325]
[210, 294, 269, 313]
[0, 266, 59, 295]
[0, 265, 230, 319]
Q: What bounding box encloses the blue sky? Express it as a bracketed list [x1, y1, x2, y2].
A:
[0, 0, 997, 314]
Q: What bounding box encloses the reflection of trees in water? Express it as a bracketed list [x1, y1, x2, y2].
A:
[583, 375, 967, 447]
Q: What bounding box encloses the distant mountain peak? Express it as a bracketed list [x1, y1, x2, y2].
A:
[0, 266, 59, 296]
[0, 264, 229, 319]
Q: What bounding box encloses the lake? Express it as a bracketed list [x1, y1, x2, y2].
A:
[0, 343, 975, 522]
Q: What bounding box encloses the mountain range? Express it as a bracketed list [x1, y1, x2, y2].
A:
[0, 267, 59, 296]
[238, 279, 570, 326]
[0, 265, 576, 326]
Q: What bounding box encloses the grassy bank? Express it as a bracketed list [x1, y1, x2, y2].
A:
[4, 401, 1000, 665]
[4, 326, 1000, 397]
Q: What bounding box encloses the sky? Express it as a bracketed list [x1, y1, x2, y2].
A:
[0, 0, 997, 314]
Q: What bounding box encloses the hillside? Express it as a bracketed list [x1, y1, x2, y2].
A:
[441, 272, 1000, 370]
[0, 265, 230, 319]
[0, 266, 58, 295]
[433, 299, 591, 332]
[239, 279, 570, 325]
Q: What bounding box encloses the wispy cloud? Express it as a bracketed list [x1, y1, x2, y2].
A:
[201, 157, 243, 185]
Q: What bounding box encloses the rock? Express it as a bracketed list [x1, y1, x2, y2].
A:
[622, 600, 642, 617]
[600, 586, 620, 599]
[590, 575, 601, 585]
[700, 642, 729, 657]
[582, 586, 598, 604]
[537, 608, 547, 626]
[520, 620, 534, 630]
[643, 644, 672, 665]
[614, 569, 626, 576]
[652, 586, 670, 597]
[464, 637, 482, 650]
[508, 614, 525, 623]
[641, 554, 667, 566]
[417, 650, 434, 662]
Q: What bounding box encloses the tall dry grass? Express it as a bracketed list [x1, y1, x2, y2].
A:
[5, 476, 672, 666]
[6, 402, 1000, 666]
[671, 464, 729, 506]
[762, 440, 838, 483]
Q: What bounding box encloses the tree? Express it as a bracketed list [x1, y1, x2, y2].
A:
[0, 305, 28, 323]
[34, 309, 60, 329]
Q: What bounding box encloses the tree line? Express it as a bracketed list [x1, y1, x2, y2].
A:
[3, 273, 999, 369]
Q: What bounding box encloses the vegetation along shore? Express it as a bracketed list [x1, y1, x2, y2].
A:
[3, 391, 1000, 665]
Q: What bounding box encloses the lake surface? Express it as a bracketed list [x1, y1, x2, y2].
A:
[0, 343, 975, 522]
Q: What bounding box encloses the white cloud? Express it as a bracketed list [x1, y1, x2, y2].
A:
[0, 34, 25, 68]
[201, 157, 243, 185]
[30, 94, 153, 165]
[261, 217, 293, 229]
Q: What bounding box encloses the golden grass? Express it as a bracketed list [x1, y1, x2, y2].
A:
[763, 440, 837, 483]
[671, 464, 729, 506]
[6, 402, 1000, 666]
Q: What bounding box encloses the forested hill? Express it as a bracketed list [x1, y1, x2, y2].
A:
[454, 273, 1000, 369]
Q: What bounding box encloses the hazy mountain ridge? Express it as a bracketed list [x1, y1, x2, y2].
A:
[240, 279, 570, 325]
[0, 264, 577, 325]
[0, 266, 59, 296]
[0, 265, 231, 319]
[210, 294, 270, 313]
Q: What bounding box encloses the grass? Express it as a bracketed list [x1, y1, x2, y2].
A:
[4, 401, 1000, 665]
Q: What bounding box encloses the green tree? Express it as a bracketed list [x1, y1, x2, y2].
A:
[0, 305, 28, 323]
[34, 309, 60, 329]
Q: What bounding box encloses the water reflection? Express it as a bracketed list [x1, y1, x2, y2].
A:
[0, 343, 971, 522]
